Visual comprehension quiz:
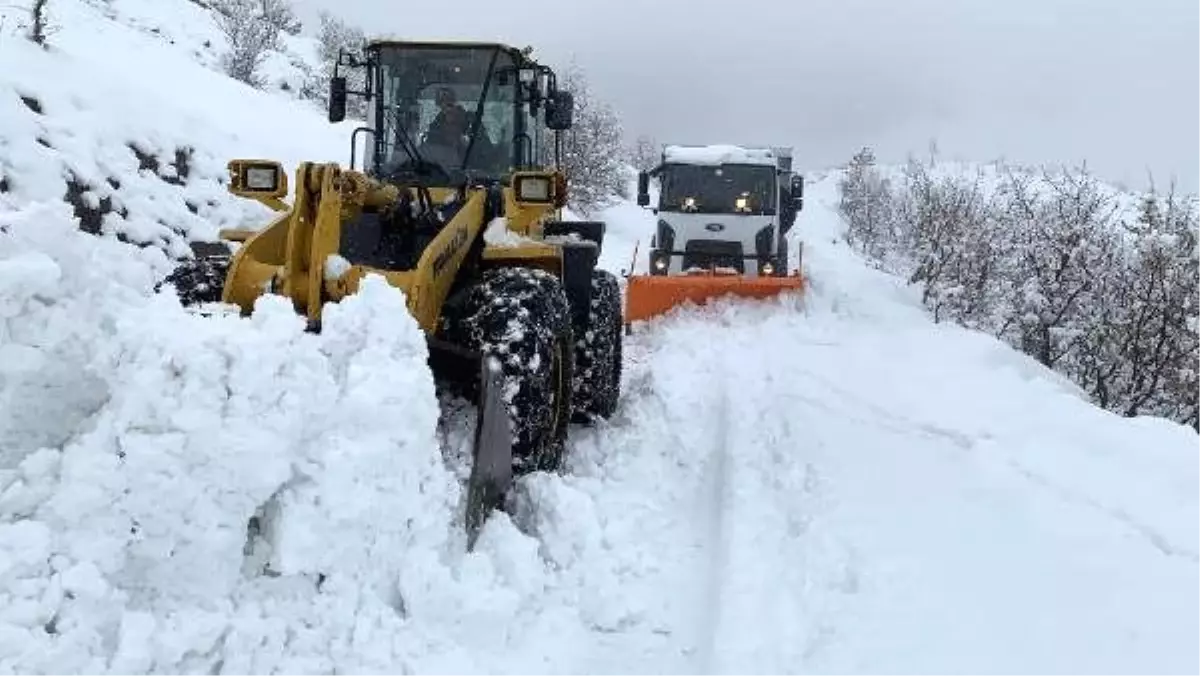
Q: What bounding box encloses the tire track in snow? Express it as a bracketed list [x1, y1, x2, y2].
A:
[694, 320, 859, 674]
[696, 364, 733, 673]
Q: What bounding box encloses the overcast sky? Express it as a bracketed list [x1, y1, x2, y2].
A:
[296, 0, 1198, 191]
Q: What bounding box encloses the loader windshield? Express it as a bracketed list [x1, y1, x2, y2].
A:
[658, 164, 777, 216]
[372, 45, 522, 184]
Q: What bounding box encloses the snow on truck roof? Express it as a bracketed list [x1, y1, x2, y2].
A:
[662, 144, 784, 167]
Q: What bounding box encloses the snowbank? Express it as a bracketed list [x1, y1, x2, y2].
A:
[0, 205, 478, 673]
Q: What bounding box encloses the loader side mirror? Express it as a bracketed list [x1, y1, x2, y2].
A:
[637, 171, 650, 207]
[328, 76, 347, 123]
[790, 174, 804, 211]
[546, 90, 574, 130]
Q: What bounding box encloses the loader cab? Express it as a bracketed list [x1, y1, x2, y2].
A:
[328, 40, 574, 188]
[635, 145, 802, 278]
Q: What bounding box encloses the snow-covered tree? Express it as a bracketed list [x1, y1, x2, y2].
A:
[309, 11, 366, 118]
[1113, 187, 1198, 425]
[543, 63, 627, 215]
[259, 0, 300, 36]
[896, 158, 1001, 327]
[834, 150, 1198, 430]
[996, 164, 1122, 368]
[628, 134, 660, 172]
[837, 147, 897, 264]
[212, 0, 289, 86]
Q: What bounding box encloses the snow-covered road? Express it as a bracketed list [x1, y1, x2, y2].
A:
[492, 177, 1200, 674]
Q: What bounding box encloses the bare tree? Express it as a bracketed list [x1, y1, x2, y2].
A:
[544, 63, 627, 215]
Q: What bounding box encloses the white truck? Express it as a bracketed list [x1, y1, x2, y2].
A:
[635, 144, 804, 278]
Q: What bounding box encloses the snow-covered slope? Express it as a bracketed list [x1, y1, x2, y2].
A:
[0, 0, 353, 256]
[2, 0, 1198, 672]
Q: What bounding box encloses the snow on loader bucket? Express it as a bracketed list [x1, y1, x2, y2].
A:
[624, 263, 805, 327]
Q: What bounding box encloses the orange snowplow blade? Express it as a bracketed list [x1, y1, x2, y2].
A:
[625, 270, 806, 324]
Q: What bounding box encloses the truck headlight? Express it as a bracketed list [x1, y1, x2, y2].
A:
[650, 250, 669, 275]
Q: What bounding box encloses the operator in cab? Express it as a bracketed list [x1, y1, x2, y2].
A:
[422, 87, 469, 168]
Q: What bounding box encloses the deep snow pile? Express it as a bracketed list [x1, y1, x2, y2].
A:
[0, 205, 479, 672]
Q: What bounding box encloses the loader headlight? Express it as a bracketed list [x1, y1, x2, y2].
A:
[228, 159, 287, 198]
[246, 166, 279, 191]
[514, 174, 553, 203]
[761, 261, 775, 276]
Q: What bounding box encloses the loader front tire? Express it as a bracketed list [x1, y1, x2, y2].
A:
[441, 266, 575, 473]
[156, 254, 230, 306]
[572, 268, 622, 422]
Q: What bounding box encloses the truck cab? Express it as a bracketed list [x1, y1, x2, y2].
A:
[636, 144, 804, 277]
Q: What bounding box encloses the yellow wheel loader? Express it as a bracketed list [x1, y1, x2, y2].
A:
[156, 41, 624, 546]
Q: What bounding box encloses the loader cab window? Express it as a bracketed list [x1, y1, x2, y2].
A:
[657, 164, 777, 216]
[372, 45, 520, 183]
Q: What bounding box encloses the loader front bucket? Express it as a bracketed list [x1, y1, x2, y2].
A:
[624, 269, 805, 325]
[464, 356, 513, 550]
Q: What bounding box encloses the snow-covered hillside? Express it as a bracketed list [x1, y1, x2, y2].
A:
[0, 0, 352, 256]
[2, 0, 1198, 673]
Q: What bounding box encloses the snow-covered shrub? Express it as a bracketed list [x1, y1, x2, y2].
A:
[834, 151, 1200, 430]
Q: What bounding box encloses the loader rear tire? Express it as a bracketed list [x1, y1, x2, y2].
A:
[572, 268, 622, 422]
[441, 266, 575, 473]
[156, 254, 230, 306]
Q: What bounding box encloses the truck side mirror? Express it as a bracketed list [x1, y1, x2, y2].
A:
[637, 171, 650, 207]
[328, 76, 347, 123]
[546, 90, 574, 130]
[790, 174, 804, 211]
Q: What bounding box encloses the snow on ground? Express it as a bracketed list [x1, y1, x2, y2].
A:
[2, 1, 1197, 671]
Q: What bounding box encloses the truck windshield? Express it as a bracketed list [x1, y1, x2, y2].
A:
[373, 45, 517, 183]
[658, 164, 777, 215]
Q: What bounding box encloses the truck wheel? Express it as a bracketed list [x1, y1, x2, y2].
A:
[441, 266, 575, 473]
[155, 254, 230, 306]
[572, 269, 622, 422]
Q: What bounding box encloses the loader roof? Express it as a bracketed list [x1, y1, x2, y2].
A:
[662, 144, 781, 167]
[364, 39, 542, 65]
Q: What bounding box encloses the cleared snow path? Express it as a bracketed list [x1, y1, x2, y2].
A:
[518, 175, 1200, 674]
